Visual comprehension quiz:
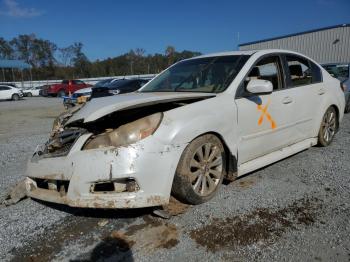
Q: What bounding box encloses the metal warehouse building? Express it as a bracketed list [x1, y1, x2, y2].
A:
[239, 24, 350, 64]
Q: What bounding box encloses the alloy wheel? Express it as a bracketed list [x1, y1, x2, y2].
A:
[322, 109, 336, 143]
[189, 143, 223, 197]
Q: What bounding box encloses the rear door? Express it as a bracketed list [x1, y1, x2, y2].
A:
[282, 54, 323, 140]
[235, 55, 298, 164]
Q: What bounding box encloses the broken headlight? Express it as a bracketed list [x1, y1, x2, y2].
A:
[83, 112, 163, 150]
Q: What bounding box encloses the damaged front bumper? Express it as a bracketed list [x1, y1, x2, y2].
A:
[26, 133, 187, 209]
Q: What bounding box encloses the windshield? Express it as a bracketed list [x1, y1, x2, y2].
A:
[140, 55, 250, 93]
[323, 64, 349, 82]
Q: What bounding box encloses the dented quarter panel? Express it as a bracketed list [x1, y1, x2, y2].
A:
[155, 94, 238, 157]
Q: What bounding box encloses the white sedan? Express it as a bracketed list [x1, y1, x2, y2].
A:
[0, 85, 23, 101]
[24, 86, 43, 97]
[25, 49, 344, 208]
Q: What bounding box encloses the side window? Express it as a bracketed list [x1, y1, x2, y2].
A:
[132, 81, 141, 89]
[74, 80, 83, 85]
[244, 56, 282, 91]
[0, 86, 10, 90]
[286, 56, 313, 87]
[310, 62, 322, 83]
[140, 80, 148, 87]
[62, 80, 69, 84]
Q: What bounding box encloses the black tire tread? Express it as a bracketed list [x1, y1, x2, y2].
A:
[171, 134, 226, 205]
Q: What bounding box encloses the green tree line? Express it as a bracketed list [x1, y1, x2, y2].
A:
[0, 34, 201, 81]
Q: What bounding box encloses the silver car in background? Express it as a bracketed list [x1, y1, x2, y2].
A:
[323, 63, 350, 113]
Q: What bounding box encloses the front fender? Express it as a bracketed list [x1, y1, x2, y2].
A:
[154, 95, 238, 158]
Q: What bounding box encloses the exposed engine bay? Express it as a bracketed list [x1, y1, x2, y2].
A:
[36, 96, 213, 157]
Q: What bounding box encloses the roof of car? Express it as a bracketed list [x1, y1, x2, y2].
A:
[0, 84, 15, 88]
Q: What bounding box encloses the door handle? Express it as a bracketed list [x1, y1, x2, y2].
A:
[282, 97, 293, 104]
[318, 88, 325, 95]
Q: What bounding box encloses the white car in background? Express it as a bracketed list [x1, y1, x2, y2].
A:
[26, 49, 344, 209]
[73, 87, 92, 99]
[24, 86, 43, 97]
[0, 85, 24, 101]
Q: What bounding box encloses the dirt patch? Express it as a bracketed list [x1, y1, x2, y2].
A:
[164, 196, 191, 216]
[189, 197, 321, 252]
[237, 179, 255, 189]
[111, 216, 179, 253]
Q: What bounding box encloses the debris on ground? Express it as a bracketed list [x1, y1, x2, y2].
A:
[97, 219, 109, 227]
[164, 196, 191, 216]
[2, 178, 31, 206]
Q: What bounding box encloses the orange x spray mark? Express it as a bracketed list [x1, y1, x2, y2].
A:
[257, 99, 277, 129]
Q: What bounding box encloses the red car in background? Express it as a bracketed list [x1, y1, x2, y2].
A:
[47, 80, 92, 97]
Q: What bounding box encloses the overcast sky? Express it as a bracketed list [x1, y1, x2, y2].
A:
[1, 0, 349, 61]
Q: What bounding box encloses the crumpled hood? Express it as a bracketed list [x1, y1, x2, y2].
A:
[65, 92, 215, 125]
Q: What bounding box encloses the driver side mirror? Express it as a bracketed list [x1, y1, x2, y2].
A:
[246, 79, 273, 95]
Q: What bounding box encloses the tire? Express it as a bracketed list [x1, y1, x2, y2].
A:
[11, 94, 19, 101]
[58, 90, 66, 97]
[171, 134, 226, 205]
[318, 106, 338, 147]
[27, 92, 32, 97]
[345, 97, 350, 114]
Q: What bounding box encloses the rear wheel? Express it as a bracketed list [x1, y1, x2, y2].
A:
[27, 92, 32, 97]
[318, 107, 337, 146]
[11, 94, 19, 101]
[171, 134, 226, 204]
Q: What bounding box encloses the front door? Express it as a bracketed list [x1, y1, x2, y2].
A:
[235, 55, 297, 165]
[0, 86, 12, 99]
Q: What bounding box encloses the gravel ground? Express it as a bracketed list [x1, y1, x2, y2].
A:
[0, 97, 349, 261]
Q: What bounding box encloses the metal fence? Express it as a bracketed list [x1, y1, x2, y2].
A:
[1, 74, 157, 89]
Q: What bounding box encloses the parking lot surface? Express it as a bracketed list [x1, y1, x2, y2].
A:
[0, 97, 349, 261]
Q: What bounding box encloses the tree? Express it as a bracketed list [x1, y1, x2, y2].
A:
[0, 34, 203, 80]
[10, 34, 36, 64]
[165, 45, 176, 66]
[0, 37, 13, 59]
[71, 42, 90, 78]
[58, 45, 76, 67]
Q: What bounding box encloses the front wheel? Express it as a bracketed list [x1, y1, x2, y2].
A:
[318, 106, 337, 146]
[171, 134, 226, 205]
[11, 94, 19, 101]
[27, 92, 32, 97]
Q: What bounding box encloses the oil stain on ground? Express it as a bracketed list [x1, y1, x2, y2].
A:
[189, 197, 321, 252]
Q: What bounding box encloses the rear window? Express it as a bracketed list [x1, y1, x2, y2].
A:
[286, 55, 314, 87]
[311, 62, 322, 83]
